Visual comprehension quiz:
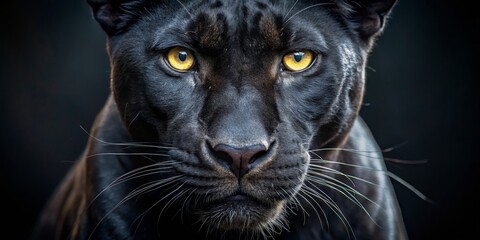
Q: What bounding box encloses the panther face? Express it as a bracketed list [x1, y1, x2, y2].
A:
[88, 0, 395, 234]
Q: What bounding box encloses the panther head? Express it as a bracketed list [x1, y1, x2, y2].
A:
[87, 0, 396, 234]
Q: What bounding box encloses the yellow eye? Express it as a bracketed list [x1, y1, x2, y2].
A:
[165, 47, 195, 71]
[282, 50, 315, 72]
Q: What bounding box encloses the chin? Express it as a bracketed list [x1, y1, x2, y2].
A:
[196, 195, 287, 232]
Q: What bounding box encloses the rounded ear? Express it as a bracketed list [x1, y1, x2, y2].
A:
[339, 0, 397, 42]
[86, 0, 146, 36]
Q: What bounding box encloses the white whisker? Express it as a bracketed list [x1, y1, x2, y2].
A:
[309, 163, 381, 187]
[310, 158, 381, 171]
[310, 158, 431, 203]
[309, 147, 381, 154]
[385, 171, 434, 204]
[86, 162, 177, 211]
[87, 152, 170, 158]
[80, 125, 173, 150]
[283, 3, 332, 25]
[296, 187, 327, 230]
[127, 111, 141, 129]
[309, 148, 383, 161]
[175, 0, 193, 19]
[300, 185, 356, 240]
[283, 0, 299, 20]
[132, 183, 187, 236]
[87, 176, 184, 240]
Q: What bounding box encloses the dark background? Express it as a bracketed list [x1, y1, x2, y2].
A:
[1, 0, 478, 239]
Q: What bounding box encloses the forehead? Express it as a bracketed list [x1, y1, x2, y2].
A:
[196, 0, 283, 13]
[190, 0, 284, 50]
[148, 0, 331, 52]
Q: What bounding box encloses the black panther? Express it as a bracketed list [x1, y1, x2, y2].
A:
[32, 0, 407, 239]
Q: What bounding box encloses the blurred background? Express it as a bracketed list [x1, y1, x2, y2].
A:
[1, 0, 478, 239]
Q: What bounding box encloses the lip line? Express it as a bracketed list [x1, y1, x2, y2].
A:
[224, 191, 273, 208]
[226, 192, 252, 201]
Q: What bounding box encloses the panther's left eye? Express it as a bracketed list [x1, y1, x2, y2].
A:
[165, 47, 195, 71]
[282, 50, 316, 72]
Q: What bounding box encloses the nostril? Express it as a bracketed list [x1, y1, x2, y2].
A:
[212, 148, 234, 166]
[250, 150, 267, 164]
[210, 142, 269, 179]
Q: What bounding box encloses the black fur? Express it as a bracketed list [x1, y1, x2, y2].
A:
[32, 0, 407, 239]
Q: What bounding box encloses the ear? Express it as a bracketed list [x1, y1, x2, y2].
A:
[340, 0, 397, 41]
[86, 0, 145, 36]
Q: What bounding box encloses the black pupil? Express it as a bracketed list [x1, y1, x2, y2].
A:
[178, 51, 187, 62]
[293, 52, 304, 62]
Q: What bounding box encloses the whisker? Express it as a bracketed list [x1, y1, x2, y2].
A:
[385, 171, 435, 204]
[283, 188, 308, 225]
[175, 0, 193, 19]
[300, 185, 356, 240]
[295, 187, 327, 230]
[86, 162, 176, 211]
[381, 141, 408, 153]
[306, 174, 379, 211]
[132, 184, 187, 236]
[87, 152, 171, 158]
[127, 111, 141, 129]
[310, 158, 381, 171]
[306, 173, 379, 226]
[309, 163, 356, 186]
[283, 0, 299, 20]
[113, 166, 175, 186]
[303, 183, 337, 212]
[159, 187, 188, 218]
[310, 158, 431, 203]
[309, 149, 383, 162]
[308, 150, 323, 161]
[309, 147, 381, 154]
[179, 187, 197, 224]
[305, 189, 356, 239]
[80, 125, 174, 150]
[283, 3, 332, 25]
[309, 163, 381, 187]
[119, 164, 175, 183]
[87, 176, 183, 240]
[124, 177, 184, 206]
[140, 155, 160, 163]
[384, 157, 429, 165]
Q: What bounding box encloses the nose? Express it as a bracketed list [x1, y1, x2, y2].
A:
[211, 143, 270, 179]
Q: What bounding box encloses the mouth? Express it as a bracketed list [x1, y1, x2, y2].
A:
[197, 192, 285, 231]
[206, 192, 270, 213]
[226, 193, 254, 202]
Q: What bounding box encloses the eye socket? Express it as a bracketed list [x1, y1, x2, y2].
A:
[282, 50, 316, 72]
[165, 47, 195, 71]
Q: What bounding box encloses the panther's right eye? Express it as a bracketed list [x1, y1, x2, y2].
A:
[165, 47, 195, 71]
